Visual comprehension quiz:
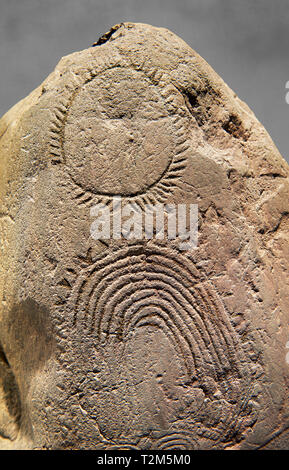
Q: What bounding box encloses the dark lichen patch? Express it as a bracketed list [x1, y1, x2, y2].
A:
[7, 298, 55, 376]
[0, 343, 22, 439]
[183, 90, 199, 114]
[222, 114, 250, 141]
[92, 23, 124, 46]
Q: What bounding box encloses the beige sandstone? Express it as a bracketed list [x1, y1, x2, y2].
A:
[0, 23, 288, 450]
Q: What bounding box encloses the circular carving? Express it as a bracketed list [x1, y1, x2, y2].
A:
[49, 63, 190, 205]
[64, 68, 175, 196]
[155, 432, 199, 450]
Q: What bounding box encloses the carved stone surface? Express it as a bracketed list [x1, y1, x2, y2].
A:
[0, 22, 288, 450]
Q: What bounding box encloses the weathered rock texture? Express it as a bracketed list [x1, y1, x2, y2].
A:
[0, 23, 289, 450]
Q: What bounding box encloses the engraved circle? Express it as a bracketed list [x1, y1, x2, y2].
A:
[63, 67, 177, 195]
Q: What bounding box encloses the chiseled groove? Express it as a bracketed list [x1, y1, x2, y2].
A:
[142, 194, 157, 205]
[83, 243, 199, 293]
[194, 282, 249, 378]
[91, 262, 229, 370]
[73, 248, 235, 373]
[193, 284, 243, 355]
[70, 245, 146, 321]
[125, 283, 226, 377]
[190, 286, 243, 377]
[146, 249, 200, 280]
[157, 288, 230, 373]
[194, 282, 254, 437]
[197, 282, 240, 347]
[67, 244, 256, 441]
[116, 295, 209, 375]
[85, 257, 146, 324]
[150, 185, 170, 199]
[94, 272, 229, 377]
[150, 190, 167, 203]
[71, 244, 194, 322]
[70, 245, 246, 381]
[99, 279, 226, 376]
[155, 432, 197, 450]
[125, 308, 195, 376]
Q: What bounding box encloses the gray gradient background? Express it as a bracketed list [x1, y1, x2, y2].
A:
[0, 0, 288, 162]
